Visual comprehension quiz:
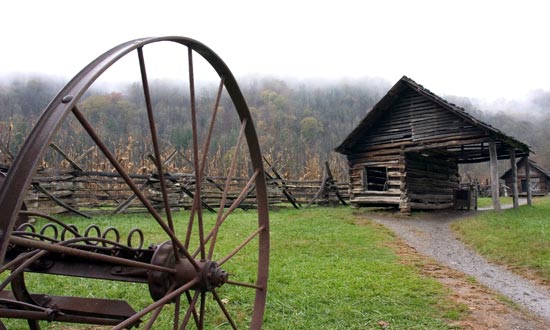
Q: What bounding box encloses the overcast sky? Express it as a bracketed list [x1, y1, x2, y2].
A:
[2, 0, 549, 101]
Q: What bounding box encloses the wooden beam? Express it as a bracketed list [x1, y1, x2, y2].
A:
[0, 141, 14, 162]
[524, 156, 532, 206]
[510, 149, 519, 208]
[49, 143, 84, 171]
[264, 157, 301, 208]
[32, 182, 91, 219]
[489, 141, 501, 211]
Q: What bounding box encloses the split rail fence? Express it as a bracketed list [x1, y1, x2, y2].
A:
[8, 167, 348, 217]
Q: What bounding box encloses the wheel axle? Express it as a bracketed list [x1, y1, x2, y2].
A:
[149, 241, 229, 302]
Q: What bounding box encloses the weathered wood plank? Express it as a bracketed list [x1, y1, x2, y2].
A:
[489, 141, 501, 211]
[406, 202, 454, 210]
[525, 156, 532, 206]
[352, 196, 401, 204]
[510, 149, 519, 208]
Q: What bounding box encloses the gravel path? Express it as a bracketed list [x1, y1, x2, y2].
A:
[371, 209, 550, 323]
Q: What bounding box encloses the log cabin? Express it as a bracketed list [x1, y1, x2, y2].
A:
[335, 76, 531, 212]
[501, 158, 550, 196]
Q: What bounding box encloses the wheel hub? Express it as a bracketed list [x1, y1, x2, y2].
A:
[148, 241, 228, 301]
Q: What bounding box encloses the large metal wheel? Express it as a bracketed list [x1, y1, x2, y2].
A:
[0, 37, 269, 329]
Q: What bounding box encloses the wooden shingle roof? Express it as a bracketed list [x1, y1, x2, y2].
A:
[335, 76, 531, 163]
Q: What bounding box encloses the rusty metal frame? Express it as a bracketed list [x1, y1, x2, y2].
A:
[0, 36, 269, 329]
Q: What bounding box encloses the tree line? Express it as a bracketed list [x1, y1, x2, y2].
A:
[0, 75, 548, 182]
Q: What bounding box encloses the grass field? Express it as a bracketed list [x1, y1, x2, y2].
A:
[476, 196, 514, 208]
[4, 207, 465, 329]
[453, 197, 550, 283]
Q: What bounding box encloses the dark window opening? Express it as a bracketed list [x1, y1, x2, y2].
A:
[364, 166, 388, 191]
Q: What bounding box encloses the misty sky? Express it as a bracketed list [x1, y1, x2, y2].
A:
[2, 0, 549, 101]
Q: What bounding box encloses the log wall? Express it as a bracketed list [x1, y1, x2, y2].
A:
[402, 153, 459, 210]
[344, 86, 472, 210]
[348, 159, 403, 206]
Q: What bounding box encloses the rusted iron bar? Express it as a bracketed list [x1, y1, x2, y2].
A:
[181, 291, 200, 329]
[218, 225, 265, 266]
[71, 105, 200, 271]
[142, 303, 164, 329]
[9, 236, 175, 274]
[0, 36, 270, 329]
[221, 169, 259, 220]
[200, 78, 224, 183]
[20, 210, 81, 236]
[209, 119, 247, 259]
[113, 150, 176, 214]
[192, 170, 259, 259]
[187, 46, 207, 261]
[0, 308, 122, 325]
[138, 47, 176, 240]
[225, 279, 264, 290]
[213, 290, 238, 329]
[111, 278, 199, 330]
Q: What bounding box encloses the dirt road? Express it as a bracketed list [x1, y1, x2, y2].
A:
[369, 209, 550, 329]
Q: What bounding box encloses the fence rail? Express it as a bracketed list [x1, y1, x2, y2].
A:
[17, 168, 349, 216]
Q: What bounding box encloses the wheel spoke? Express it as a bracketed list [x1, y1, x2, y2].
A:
[220, 168, 259, 223]
[180, 291, 200, 330]
[187, 47, 207, 260]
[137, 46, 177, 240]
[112, 279, 199, 330]
[199, 291, 206, 330]
[0, 298, 55, 312]
[112, 149, 178, 215]
[208, 119, 248, 259]
[212, 290, 238, 330]
[218, 225, 265, 266]
[71, 106, 200, 270]
[0, 249, 41, 274]
[0, 37, 269, 330]
[0, 249, 47, 292]
[185, 78, 224, 252]
[173, 295, 180, 330]
[143, 304, 164, 330]
[199, 78, 224, 178]
[225, 279, 264, 290]
[192, 169, 259, 259]
[184, 200, 197, 250]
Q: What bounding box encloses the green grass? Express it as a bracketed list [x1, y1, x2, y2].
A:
[264, 208, 462, 329]
[453, 197, 550, 282]
[476, 196, 513, 208]
[4, 207, 464, 329]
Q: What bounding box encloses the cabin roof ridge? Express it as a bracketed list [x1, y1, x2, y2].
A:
[335, 75, 531, 159]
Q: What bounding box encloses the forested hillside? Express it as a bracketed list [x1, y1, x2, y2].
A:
[0, 75, 548, 181]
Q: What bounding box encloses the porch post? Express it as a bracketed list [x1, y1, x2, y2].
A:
[489, 141, 501, 211]
[510, 149, 519, 208]
[524, 156, 532, 206]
